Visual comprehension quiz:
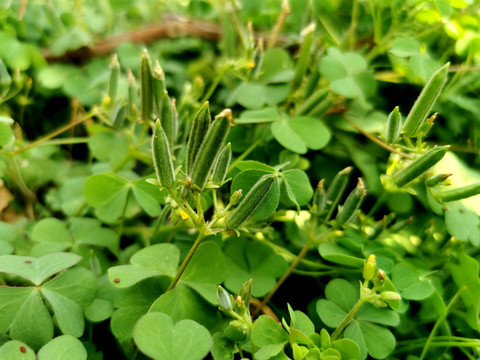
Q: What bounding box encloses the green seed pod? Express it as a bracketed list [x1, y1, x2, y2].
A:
[393, 145, 449, 188]
[436, 182, 480, 202]
[227, 175, 276, 229]
[336, 178, 367, 226]
[211, 143, 232, 185]
[312, 179, 326, 216]
[190, 109, 232, 191]
[160, 90, 176, 152]
[292, 23, 315, 90]
[402, 63, 449, 137]
[107, 54, 120, 103]
[140, 49, 154, 122]
[127, 70, 138, 118]
[186, 102, 211, 176]
[325, 166, 353, 220]
[385, 106, 402, 144]
[152, 60, 166, 117]
[426, 173, 452, 187]
[152, 119, 175, 188]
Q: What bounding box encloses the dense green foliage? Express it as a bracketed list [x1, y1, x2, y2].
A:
[2, 1, 480, 359]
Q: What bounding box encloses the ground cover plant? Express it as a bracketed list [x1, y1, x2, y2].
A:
[1, 0, 480, 359]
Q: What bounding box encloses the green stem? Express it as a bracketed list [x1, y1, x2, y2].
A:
[168, 228, 207, 290]
[331, 298, 365, 341]
[151, 204, 172, 239]
[201, 65, 227, 103]
[228, 138, 262, 172]
[419, 288, 462, 360]
[253, 240, 312, 315]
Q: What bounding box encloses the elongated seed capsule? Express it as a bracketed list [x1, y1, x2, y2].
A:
[402, 63, 449, 137]
[436, 182, 480, 202]
[312, 179, 326, 216]
[152, 119, 175, 188]
[140, 49, 154, 122]
[336, 178, 367, 226]
[186, 102, 211, 176]
[211, 143, 232, 185]
[226, 175, 276, 229]
[325, 166, 353, 220]
[393, 145, 449, 187]
[152, 60, 166, 118]
[385, 106, 402, 144]
[190, 109, 232, 191]
[107, 54, 120, 103]
[292, 23, 315, 90]
[127, 70, 137, 118]
[160, 90, 175, 151]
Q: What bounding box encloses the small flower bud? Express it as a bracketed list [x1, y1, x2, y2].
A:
[374, 269, 386, 288]
[230, 190, 243, 206]
[381, 291, 401, 302]
[217, 286, 233, 311]
[363, 254, 376, 282]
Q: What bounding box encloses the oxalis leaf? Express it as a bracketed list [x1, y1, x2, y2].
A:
[444, 202, 480, 246]
[133, 312, 212, 360]
[84, 172, 167, 223]
[316, 279, 399, 360]
[37, 335, 88, 360]
[108, 243, 180, 288]
[271, 116, 331, 154]
[0, 265, 97, 351]
[0, 252, 82, 285]
[449, 253, 480, 331]
[223, 237, 288, 297]
[0, 340, 36, 360]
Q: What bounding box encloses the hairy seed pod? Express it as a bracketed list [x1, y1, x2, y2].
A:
[292, 23, 315, 90]
[402, 63, 449, 137]
[226, 175, 275, 229]
[385, 106, 402, 144]
[186, 102, 211, 176]
[160, 90, 176, 151]
[325, 166, 353, 220]
[211, 143, 232, 185]
[152, 119, 175, 188]
[312, 179, 326, 216]
[152, 60, 166, 118]
[140, 50, 154, 122]
[336, 178, 367, 226]
[393, 146, 449, 188]
[190, 109, 232, 191]
[107, 54, 120, 103]
[127, 70, 137, 118]
[436, 182, 480, 202]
